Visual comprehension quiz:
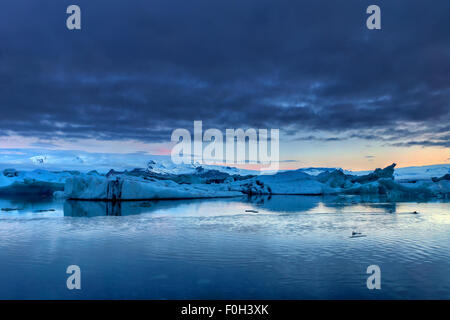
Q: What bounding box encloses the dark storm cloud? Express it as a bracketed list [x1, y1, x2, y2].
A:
[293, 135, 345, 142]
[391, 133, 450, 148]
[392, 140, 450, 148]
[0, 0, 449, 147]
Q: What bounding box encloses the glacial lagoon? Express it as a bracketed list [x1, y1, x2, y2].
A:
[0, 195, 449, 299]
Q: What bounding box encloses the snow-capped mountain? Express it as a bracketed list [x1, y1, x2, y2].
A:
[146, 159, 257, 176]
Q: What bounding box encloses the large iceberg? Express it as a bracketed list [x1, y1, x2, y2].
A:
[63, 174, 242, 200]
[0, 169, 75, 196]
[228, 163, 449, 199]
[350, 164, 450, 182]
[60, 163, 450, 200]
[1, 162, 449, 200]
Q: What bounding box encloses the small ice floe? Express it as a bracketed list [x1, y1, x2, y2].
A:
[245, 209, 259, 213]
[350, 231, 367, 238]
[1, 208, 23, 212]
[395, 211, 419, 215]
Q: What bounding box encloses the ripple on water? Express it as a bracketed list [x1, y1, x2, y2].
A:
[0, 196, 449, 299]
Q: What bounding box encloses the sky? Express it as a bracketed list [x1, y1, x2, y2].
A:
[0, 0, 449, 171]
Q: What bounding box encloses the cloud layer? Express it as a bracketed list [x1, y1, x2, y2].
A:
[0, 0, 449, 148]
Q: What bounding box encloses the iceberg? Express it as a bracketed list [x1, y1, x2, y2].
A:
[54, 163, 450, 200]
[1, 163, 449, 201]
[231, 170, 325, 195]
[0, 169, 75, 196]
[63, 174, 242, 200]
[350, 164, 450, 182]
[230, 163, 449, 198]
[432, 173, 450, 183]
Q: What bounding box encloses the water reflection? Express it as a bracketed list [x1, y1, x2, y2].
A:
[63, 195, 405, 217]
[3, 194, 445, 218]
[244, 194, 401, 214]
[1, 195, 450, 299]
[0, 197, 62, 218]
[245, 195, 320, 212]
[64, 198, 248, 217]
[64, 196, 325, 217]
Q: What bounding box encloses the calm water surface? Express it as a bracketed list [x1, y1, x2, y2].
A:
[0, 195, 449, 299]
